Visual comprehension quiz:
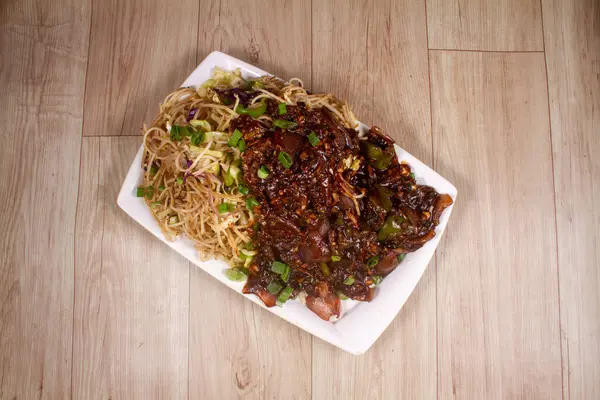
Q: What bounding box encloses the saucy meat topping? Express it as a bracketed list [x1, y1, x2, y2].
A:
[236, 100, 452, 320]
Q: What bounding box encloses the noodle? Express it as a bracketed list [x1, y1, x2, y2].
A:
[138, 67, 358, 265]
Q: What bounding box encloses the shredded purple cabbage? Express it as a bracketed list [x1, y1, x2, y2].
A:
[186, 108, 198, 121]
[215, 88, 257, 106]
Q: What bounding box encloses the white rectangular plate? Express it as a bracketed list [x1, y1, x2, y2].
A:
[117, 51, 457, 355]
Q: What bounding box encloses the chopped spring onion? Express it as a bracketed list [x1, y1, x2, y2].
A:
[136, 187, 146, 197]
[397, 253, 406, 262]
[227, 129, 243, 147]
[410, 172, 415, 180]
[225, 268, 248, 282]
[238, 139, 246, 152]
[170, 125, 182, 141]
[319, 262, 331, 277]
[238, 185, 250, 196]
[246, 197, 259, 210]
[278, 103, 287, 115]
[257, 165, 269, 179]
[367, 257, 379, 267]
[190, 131, 204, 146]
[267, 281, 283, 294]
[176, 177, 184, 185]
[239, 249, 256, 261]
[277, 286, 293, 304]
[236, 102, 267, 118]
[343, 276, 355, 285]
[273, 119, 298, 129]
[337, 292, 349, 300]
[331, 255, 341, 262]
[372, 275, 383, 285]
[217, 202, 234, 213]
[149, 165, 158, 175]
[271, 261, 288, 275]
[278, 151, 292, 169]
[281, 266, 290, 283]
[307, 131, 320, 146]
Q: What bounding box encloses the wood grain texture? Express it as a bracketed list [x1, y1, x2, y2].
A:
[311, 1, 437, 399]
[72, 137, 189, 399]
[426, 0, 544, 51]
[188, 1, 313, 399]
[542, 0, 600, 398]
[430, 51, 562, 399]
[0, 0, 90, 398]
[82, 0, 199, 136]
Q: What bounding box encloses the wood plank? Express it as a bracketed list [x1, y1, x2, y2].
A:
[72, 137, 189, 399]
[82, 0, 199, 136]
[188, 1, 313, 398]
[430, 51, 562, 399]
[426, 0, 544, 51]
[0, 0, 90, 398]
[542, 0, 600, 398]
[311, 1, 437, 399]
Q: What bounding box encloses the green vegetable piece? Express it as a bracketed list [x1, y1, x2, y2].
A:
[217, 202, 234, 213]
[176, 177, 184, 185]
[410, 172, 415, 180]
[227, 129, 243, 147]
[367, 257, 379, 267]
[277, 286, 293, 304]
[271, 261, 288, 275]
[372, 275, 383, 285]
[238, 185, 250, 196]
[257, 165, 269, 179]
[190, 131, 204, 146]
[237, 139, 246, 152]
[236, 102, 267, 118]
[246, 197, 259, 210]
[278, 103, 287, 115]
[225, 268, 248, 282]
[397, 253, 406, 262]
[319, 263, 331, 277]
[136, 187, 146, 197]
[281, 266, 290, 283]
[376, 184, 394, 211]
[170, 125, 182, 141]
[267, 281, 283, 294]
[377, 215, 408, 241]
[149, 165, 158, 175]
[337, 292, 349, 300]
[278, 151, 292, 169]
[363, 142, 393, 170]
[223, 169, 234, 186]
[331, 255, 341, 262]
[273, 119, 298, 129]
[307, 131, 320, 146]
[343, 276, 355, 285]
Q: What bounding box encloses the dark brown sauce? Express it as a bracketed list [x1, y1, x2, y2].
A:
[235, 100, 452, 320]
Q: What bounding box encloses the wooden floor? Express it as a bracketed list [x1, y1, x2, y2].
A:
[0, 0, 598, 398]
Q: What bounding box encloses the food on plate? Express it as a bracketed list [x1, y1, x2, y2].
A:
[138, 68, 453, 320]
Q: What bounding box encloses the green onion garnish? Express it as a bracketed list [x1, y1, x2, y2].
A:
[271, 261, 288, 275]
[372, 275, 383, 285]
[277, 286, 293, 304]
[238, 139, 246, 152]
[337, 292, 349, 300]
[236, 102, 267, 118]
[367, 257, 379, 267]
[225, 268, 248, 282]
[410, 172, 415, 180]
[217, 202, 234, 213]
[191, 131, 204, 146]
[307, 131, 320, 146]
[136, 187, 146, 197]
[227, 129, 242, 147]
[397, 253, 406, 262]
[267, 281, 283, 294]
[149, 165, 158, 175]
[331, 255, 341, 262]
[246, 197, 259, 210]
[343, 276, 355, 285]
[176, 177, 184, 185]
[257, 165, 269, 179]
[238, 185, 250, 196]
[170, 125, 182, 141]
[273, 119, 298, 129]
[278, 103, 287, 115]
[278, 151, 292, 169]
